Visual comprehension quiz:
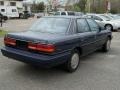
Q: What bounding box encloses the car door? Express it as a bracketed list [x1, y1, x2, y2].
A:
[76, 18, 96, 55]
[86, 19, 107, 48]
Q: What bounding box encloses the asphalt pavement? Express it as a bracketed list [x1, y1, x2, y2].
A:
[1, 18, 37, 32]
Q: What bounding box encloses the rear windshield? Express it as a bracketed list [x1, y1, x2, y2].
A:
[30, 17, 70, 34]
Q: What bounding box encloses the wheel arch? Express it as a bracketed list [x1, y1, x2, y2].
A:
[73, 47, 83, 56]
[105, 24, 113, 29]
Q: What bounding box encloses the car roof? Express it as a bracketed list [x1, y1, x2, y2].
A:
[42, 16, 90, 19]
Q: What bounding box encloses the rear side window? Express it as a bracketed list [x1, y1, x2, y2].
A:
[1, 9, 5, 12]
[93, 16, 103, 21]
[54, 12, 60, 15]
[12, 9, 17, 12]
[68, 12, 75, 16]
[87, 19, 99, 32]
[61, 12, 66, 15]
[77, 19, 90, 33]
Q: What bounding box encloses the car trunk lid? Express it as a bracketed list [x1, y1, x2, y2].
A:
[5, 31, 65, 54]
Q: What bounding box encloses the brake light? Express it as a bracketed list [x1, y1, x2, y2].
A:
[28, 43, 37, 50]
[28, 43, 55, 53]
[4, 37, 16, 46]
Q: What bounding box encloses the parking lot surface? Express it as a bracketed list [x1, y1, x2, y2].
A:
[0, 32, 120, 90]
[1, 18, 37, 32]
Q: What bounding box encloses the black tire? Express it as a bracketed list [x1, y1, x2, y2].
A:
[64, 49, 80, 73]
[105, 24, 113, 31]
[4, 16, 8, 21]
[102, 38, 111, 52]
[19, 14, 24, 19]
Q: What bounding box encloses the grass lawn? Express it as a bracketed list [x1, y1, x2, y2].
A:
[0, 29, 7, 37]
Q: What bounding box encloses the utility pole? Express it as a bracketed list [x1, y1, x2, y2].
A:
[88, 0, 91, 13]
[93, 0, 95, 13]
[106, 0, 111, 13]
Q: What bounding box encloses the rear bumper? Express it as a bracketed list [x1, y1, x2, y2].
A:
[1, 47, 71, 68]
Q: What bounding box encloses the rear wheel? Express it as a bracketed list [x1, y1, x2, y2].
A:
[102, 38, 111, 52]
[4, 16, 8, 21]
[19, 13, 24, 19]
[64, 50, 80, 73]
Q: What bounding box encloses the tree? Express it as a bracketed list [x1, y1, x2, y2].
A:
[78, 0, 87, 13]
[67, 0, 120, 13]
[37, 2, 45, 12]
[73, 4, 81, 12]
[31, 2, 45, 13]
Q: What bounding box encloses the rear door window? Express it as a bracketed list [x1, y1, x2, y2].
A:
[87, 19, 99, 32]
[93, 16, 103, 21]
[77, 19, 90, 33]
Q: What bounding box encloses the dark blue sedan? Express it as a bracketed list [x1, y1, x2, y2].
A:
[1, 16, 112, 72]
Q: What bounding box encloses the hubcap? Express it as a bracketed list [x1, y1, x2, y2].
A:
[71, 53, 79, 69]
[106, 25, 112, 31]
[107, 40, 111, 50]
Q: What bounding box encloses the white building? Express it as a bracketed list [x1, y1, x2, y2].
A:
[0, 0, 31, 12]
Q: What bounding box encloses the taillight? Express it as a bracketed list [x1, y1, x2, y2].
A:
[4, 37, 16, 46]
[28, 43, 37, 50]
[28, 42, 55, 53]
[36, 44, 55, 53]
